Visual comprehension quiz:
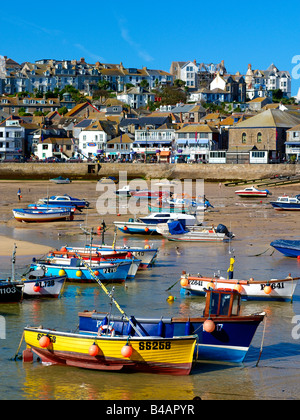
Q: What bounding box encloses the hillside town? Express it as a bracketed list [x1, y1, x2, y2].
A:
[0, 55, 300, 165]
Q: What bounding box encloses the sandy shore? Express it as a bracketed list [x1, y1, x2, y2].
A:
[0, 178, 299, 256]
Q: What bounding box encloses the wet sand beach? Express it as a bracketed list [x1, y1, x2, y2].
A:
[0, 178, 299, 255]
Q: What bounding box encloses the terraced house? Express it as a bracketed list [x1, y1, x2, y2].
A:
[0, 56, 173, 95]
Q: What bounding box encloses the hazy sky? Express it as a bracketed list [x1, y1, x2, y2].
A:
[1, 0, 300, 95]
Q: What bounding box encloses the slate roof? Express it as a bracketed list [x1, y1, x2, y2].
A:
[231, 109, 300, 129]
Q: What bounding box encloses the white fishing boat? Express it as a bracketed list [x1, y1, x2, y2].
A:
[156, 221, 235, 242]
[139, 212, 197, 226]
[235, 186, 271, 198]
[180, 272, 300, 302]
[12, 208, 74, 223]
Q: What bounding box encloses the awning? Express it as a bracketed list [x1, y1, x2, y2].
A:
[159, 151, 171, 156]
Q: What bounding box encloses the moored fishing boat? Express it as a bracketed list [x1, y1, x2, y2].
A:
[22, 274, 66, 299]
[0, 280, 23, 303]
[78, 288, 265, 363]
[113, 219, 158, 235]
[139, 212, 197, 226]
[49, 176, 71, 184]
[45, 249, 140, 280]
[179, 271, 299, 302]
[270, 194, 300, 210]
[38, 194, 89, 209]
[23, 259, 197, 375]
[28, 258, 133, 283]
[12, 208, 74, 223]
[235, 186, 271, 198]
[66, 244, 158, 270]
[23, 327, 197, 375]
[270, 239, 300, 258]
[156, 221, 235, 242]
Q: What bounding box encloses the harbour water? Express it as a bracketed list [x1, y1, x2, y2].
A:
[0, 225, 300, 400]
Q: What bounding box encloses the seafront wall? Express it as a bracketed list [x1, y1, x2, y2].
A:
[0, 162, 299, 181]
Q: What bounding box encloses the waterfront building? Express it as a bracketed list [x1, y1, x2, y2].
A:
[106, 133, 134, 160]
[286, 124, 300, 161]
[78, 119, 117, 160]
[228, 109, 300, 163]
[175, 123, 219, 163]
[0, 116, 25, 161]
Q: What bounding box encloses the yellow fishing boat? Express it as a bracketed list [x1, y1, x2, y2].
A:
[23, 327, 197, 376]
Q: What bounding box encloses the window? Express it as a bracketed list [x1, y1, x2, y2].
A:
[242, 133, 247, 143]
[257, 132, 262, 143]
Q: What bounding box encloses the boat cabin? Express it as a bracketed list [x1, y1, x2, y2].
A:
[204, 289, 241, 318]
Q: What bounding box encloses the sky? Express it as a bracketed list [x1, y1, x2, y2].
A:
[1, 0, 300, 95]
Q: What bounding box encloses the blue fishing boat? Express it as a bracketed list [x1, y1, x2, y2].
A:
[39, 194, 90, 209]
[113, 219, 159, 235]
[78, 288, 265, 363]
[67, 245, 158, 270]
[270, 239, 300, 258]
[12, 208, 74, 223]
[270, 194, 300, 210]
[28, 258, 133, 283]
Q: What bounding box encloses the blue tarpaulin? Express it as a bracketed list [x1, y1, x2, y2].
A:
[167, 220, 187, 235]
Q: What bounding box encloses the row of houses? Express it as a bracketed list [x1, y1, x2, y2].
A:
[1, 99, 300, 164]
[0, 56, 173, 96]
[170, 60, 292, 100]
[0, 56, 292, 106]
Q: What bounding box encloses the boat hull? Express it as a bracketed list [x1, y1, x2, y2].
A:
[270, 203, 300, 211]
[113, 222, 158, 235]
[270, 240, 300, 258]
[66, 246, 157, 270]
[23, 276, 66, 298]
[0, 282, 23, 303]
[24, 328, 196, 376]
[78, 312, 264, 363]
[180, 275, 299, 302]
[30, 260, 132, 283]
[13, 209, 73, 223]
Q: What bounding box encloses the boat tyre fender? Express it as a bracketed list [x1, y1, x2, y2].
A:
[98, 325, 115, 337]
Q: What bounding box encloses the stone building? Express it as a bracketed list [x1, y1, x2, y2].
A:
[228, 109, 300, 163]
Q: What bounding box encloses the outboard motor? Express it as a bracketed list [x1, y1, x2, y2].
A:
[216, 224, 235, 239]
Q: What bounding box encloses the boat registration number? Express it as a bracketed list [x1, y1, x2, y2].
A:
[0, 287, 17, 295]
[35, 279, 55, 288]
[138, 341, 171, 351]
[134, 252, 145, 256]
[260, 282, 285, 290]
[37, 333, 56, 343]
[103, 267, 117, 274]
[189, 280, 203, 286]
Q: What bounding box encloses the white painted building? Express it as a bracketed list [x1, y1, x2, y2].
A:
[78, 120, 116, 159]
[0, 118, 25, 160]
[117, 86, 155, 109]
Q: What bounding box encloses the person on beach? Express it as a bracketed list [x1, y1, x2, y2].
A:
[17, 188, 22, 201]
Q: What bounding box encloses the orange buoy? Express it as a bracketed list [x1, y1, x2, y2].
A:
[94, 271, 99, 276]
[39, 335, 51, 348]
[33, 283, 41, 293]
[89, 343, 99, 356]
[203, 319, 215, 333]
[145, 227, 149, 233]
[126, 252, 132, 258]
[121, 344, 133, 358]
[60, 247, 67, 252]
[97, 226, 102, 231]
[180, 277, 189, 287]
[264, 285, 272, 295]
[124, 226, 128, 231]
[297, 255, 300, 260]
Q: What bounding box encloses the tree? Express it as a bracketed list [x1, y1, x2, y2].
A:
[58, 106, 68, 115]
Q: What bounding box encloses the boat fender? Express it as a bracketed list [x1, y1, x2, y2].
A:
[185, 321, 191, 335]
[99, 325, 115, 336]
[157, 320, 164, 337]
